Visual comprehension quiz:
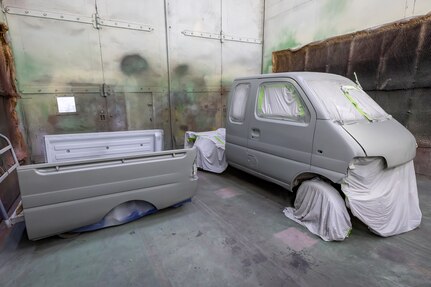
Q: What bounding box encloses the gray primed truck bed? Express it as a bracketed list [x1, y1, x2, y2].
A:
[17, 148, 198, 240]
[44, 130, 164, 163]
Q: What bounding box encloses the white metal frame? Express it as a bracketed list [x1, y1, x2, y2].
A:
[0, 134, 23, 227]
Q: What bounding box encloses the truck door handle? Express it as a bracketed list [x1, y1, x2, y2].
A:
[250, 128, 260, 139]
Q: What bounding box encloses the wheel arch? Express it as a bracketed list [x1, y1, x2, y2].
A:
[291, 172, 337, 192]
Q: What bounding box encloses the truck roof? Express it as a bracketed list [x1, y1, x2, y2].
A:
[234, 72, 349, 82]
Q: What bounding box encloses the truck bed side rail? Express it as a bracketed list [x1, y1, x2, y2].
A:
[18, 148, 198, 240]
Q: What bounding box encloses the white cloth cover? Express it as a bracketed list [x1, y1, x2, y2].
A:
[283, 178, 352, 241]
[342, 158, 422, 237]
[231, 84, 249, 122]
[184, 128, 227, 173]
[260, 86, 304, 121]
[307, 80, 389, 123]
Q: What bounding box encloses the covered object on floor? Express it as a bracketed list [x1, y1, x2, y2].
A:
[283, 178, 352, 241]
[342, 158, 422, 237]
[184, 128, 227, 173]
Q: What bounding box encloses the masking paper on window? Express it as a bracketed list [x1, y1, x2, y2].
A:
[307, 80, 389, 123]
[230, 84, 249, 122]
[258, 84, 306, 121]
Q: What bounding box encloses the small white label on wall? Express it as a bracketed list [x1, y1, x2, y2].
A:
[57, 97, 76, 113]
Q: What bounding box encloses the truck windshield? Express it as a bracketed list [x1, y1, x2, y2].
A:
[307, 80, 390, 124]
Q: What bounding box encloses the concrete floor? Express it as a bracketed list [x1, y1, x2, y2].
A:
[1, 167, 430, 287]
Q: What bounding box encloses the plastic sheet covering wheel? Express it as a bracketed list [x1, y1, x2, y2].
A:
[72, 201, 157, 233]
[184, 128, 227, 173]
[283, 178, 352, 241]
[342, 158, 422, 237]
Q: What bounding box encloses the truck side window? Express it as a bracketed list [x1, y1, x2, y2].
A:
[256, 82, 309, 122]
[230, 83, 250, 123]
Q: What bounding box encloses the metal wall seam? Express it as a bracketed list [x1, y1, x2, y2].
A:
[164, 0, 174, 148]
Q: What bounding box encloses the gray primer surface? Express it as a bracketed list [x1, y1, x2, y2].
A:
[343, 119, 416, 168]
[18, 148, 198, 240]
[44, 130, 164, 163]
[226, 72, 416, 189]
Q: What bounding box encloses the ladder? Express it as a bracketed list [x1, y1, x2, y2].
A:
[0, 134, 24, 227]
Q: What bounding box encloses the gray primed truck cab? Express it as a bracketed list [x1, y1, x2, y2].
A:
[226, 72, 416, 190]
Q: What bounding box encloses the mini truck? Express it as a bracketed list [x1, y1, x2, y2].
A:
[225, 72, 416, 192]
[225, 72, 422, 236]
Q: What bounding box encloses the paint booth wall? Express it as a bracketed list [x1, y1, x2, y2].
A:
[263, 0, 431, 73]
[2, 0, 264, 162]
[0, 18, 21, 213]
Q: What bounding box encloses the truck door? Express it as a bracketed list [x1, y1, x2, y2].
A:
[226, 81, 251, 169]
[246, 78, 316, 187]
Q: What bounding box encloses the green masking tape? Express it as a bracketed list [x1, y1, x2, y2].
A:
[213, 135, 225, 145]
[341, 86, 372, 121]
[258, 85, 305, 117]
[257, 87, 264, 113]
